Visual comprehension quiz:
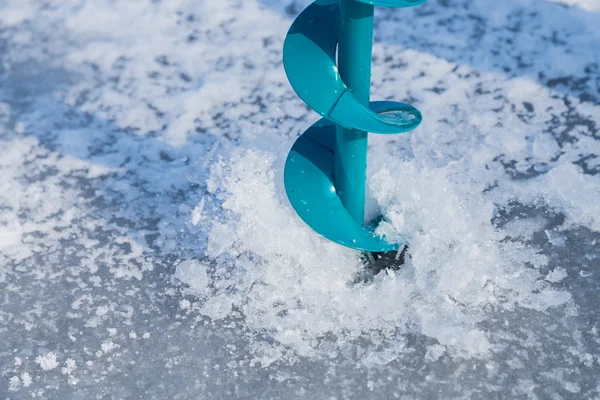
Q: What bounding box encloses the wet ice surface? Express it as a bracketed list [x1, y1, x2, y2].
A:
[1, 0, 600, 398]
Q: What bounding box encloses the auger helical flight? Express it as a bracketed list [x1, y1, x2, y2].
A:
[283, 0, 426, 252]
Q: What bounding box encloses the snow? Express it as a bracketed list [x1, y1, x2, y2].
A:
[546, 267, 568, 282]
[35, 353, 59, 371]
[425, 344, 447, 362]
[0, 0, 599, 398]
[20, 372, 32, 388]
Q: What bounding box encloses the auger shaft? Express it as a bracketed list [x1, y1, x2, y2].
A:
[334, 0, 375, 225]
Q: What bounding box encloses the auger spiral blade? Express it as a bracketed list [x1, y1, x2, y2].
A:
[282, 0, 426, 252]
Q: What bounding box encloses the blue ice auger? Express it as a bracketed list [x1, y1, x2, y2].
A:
[283, 0, 425, 252]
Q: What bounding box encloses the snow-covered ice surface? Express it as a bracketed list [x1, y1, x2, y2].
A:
[1, 0, 600, 398]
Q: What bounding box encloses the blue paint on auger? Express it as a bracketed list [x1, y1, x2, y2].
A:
[283, 0, 425, 252]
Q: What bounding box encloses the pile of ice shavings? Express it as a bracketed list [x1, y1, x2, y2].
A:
[176, 139, 572, 364]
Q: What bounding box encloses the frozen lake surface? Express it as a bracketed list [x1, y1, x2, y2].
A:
[1, 0, 600, 398]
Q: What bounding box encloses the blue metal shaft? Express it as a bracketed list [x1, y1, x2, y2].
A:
[334, 0, 374, 225]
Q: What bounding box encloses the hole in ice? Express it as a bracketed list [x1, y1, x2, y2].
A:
[355, 245, 410, 283]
